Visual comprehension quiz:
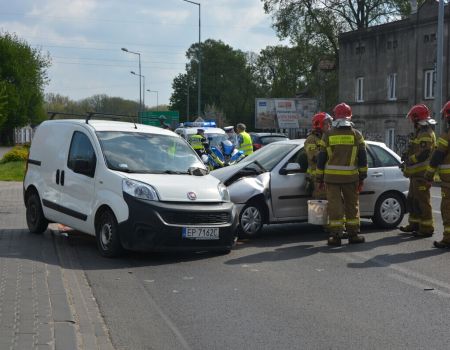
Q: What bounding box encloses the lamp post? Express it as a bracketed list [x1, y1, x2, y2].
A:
[131, 71, 145, 119]
[122, 48, 142, 112]
[146, 89, 159, 111]
[182, 0, 201, 118]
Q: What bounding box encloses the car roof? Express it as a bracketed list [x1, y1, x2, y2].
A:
[250, 132, 288, 137]
[44, 119, 176, 136]
[175, 127, 225, 135]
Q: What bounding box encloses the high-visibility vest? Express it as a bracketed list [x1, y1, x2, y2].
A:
[189, 134, 205, 151]
[238, 131, 253, 156]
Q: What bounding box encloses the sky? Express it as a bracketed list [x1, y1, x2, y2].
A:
[0, 0, 286, 108]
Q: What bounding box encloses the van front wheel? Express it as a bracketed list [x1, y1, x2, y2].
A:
[26, 192, 48, 234]
[95, 210, 124, 258]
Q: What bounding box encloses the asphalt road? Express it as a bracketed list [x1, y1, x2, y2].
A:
[55, 186, 449, 350]
[4, 183, 450, 349]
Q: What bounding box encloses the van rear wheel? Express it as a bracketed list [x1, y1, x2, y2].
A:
[26, 192, 48, 234]
[96, 210, 124, 258]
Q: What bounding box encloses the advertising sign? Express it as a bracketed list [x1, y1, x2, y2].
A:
[255, 98, 318, 129]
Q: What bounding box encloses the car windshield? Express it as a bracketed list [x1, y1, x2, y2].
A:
[207, 133, 228, 148]
[97, 131, 206, 174]
[240, 143, 297, 171]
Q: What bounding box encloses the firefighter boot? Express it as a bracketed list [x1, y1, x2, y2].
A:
[327, 235, 341, 247]
[399, 224, 417, 233]
[348, 233, 365, 244]
[434, 240, 450, 249]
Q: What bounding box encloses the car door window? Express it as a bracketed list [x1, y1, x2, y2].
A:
[67, 131, 97, 177]
[286, 148, 308, 173]
[369, 145, 399, 167]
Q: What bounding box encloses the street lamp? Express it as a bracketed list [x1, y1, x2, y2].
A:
[146, 89, 159, 111]
[131, 71, 145, 110]
[121, 47, 142, 112]
[182, 0, 201, 118]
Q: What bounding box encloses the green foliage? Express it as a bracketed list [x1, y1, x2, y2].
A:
[45, 93, 144, 118]
[0, 32, 50, 144]
[170, 39, 259, 128]
[0, 160, 26, 181]
[1, 145, 29, 162]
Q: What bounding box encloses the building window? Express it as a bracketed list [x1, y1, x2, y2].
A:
[385, 128, 395, 150]
[424, 69, 435, 99]
[387, 73, 397, 100]
[355, 77, 364, 102]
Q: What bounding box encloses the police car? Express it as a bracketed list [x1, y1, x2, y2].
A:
[174, 121, 228, 149]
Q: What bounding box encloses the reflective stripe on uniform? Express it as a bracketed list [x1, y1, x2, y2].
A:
[329, 219, 345, 228]
[329, 135, 355, 146]
[438, 137, 449, 147]
[420, 219, 433, 226]
[409, 154, 417, 163]
[418, 186, 427, 191]
[358, 166, 368, 172]
[306, 144, 317, 151]
[346, 218, 360, 226]
[444, 226, 450, 233]
[412, 137, 433, 144]
[426, 165, 437, 172]
[318, 140, 326, 147]
[405, 161, 429, 174]
[438, 164, 450, 174]
[324, 164, 358, 176]
[326, 147, 332, 159]
[409, 217, 420, 223]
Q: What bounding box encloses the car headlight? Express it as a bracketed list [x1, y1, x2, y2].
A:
[218, 182, 230, 202]
[122, 179, 159, 201]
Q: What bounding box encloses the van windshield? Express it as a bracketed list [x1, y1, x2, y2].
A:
[97, 131, 207, 174]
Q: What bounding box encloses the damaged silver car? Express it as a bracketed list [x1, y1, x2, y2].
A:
[211, 139, 409, 236]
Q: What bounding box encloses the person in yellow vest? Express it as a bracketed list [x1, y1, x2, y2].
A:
[189, 128, 208, 157]
[399, 104, 436, 237]
[305, 112, 332, 199]
[424, 101, 450, 248]
[316, 103, 368, 246]
[236, 123, 253, 156]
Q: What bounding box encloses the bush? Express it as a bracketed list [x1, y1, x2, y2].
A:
[2, 146, 29, 163]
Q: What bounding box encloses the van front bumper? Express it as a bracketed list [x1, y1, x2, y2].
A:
[118, 193, 237, 252]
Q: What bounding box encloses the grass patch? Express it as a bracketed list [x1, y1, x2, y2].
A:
[0, 161, 26, 181]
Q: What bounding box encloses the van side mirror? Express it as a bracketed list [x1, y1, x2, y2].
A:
[280, 162, 301, 175]
[73, 159, 95, 177]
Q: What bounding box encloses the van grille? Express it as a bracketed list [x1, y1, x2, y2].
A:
[162, 211, 231, 225]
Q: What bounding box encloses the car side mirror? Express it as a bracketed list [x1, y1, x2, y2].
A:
[73, 159, 95, 177]
[280, 162, 301, 175]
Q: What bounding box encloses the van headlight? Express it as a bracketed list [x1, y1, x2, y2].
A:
[218, 183, 230, 202]
[123, 179, 159, 201]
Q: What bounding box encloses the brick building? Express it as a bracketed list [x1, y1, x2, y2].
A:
[338, 0, 449, 154]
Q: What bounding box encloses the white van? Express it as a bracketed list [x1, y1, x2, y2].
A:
[24, 119, 237, 257]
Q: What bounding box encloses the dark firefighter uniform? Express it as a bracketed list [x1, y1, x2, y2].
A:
[305, 131, 326, 199]
[425, 130, 450, 246]
[402, 125, 436, 236]
[316, 126, 368, 244]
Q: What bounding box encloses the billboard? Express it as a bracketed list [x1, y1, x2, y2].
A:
[255, 98, 318, 129]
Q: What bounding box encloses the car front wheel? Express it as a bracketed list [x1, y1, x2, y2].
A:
[239, 201, 264, 237]
[95, 209, 124, 258]
[372, 192, 405, 229]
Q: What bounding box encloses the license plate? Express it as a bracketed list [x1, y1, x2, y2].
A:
[182, 227, 219, 240]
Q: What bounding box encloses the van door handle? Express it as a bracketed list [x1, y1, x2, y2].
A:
[61, 170, 65, 186]
[371, 172, 383, 177]
[56, 169, 60, 184]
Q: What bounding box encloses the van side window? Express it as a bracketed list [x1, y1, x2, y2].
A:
[68, 131, 97, 177]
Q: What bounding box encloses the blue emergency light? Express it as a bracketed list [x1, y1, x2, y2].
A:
[178, 120, 217, 128]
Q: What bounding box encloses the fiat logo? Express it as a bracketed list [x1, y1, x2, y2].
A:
[187, 192, 197, 200]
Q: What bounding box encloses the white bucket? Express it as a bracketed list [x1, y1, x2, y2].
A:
[308, 200, 328, 225]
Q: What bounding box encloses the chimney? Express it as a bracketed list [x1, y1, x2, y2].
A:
[410, 0, 417, 14]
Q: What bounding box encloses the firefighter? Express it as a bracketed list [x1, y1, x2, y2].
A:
[399, 104, 436, 237]
[236, 123, 254, 156]
[305, 112, 332, 199]
[424, 101, 450, 248]
[316, 103, 368, 246]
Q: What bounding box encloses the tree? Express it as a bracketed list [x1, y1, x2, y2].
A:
[262, 0, 426, 62]
[0, 32, 50, 144]
[170, 39, 258, 127]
